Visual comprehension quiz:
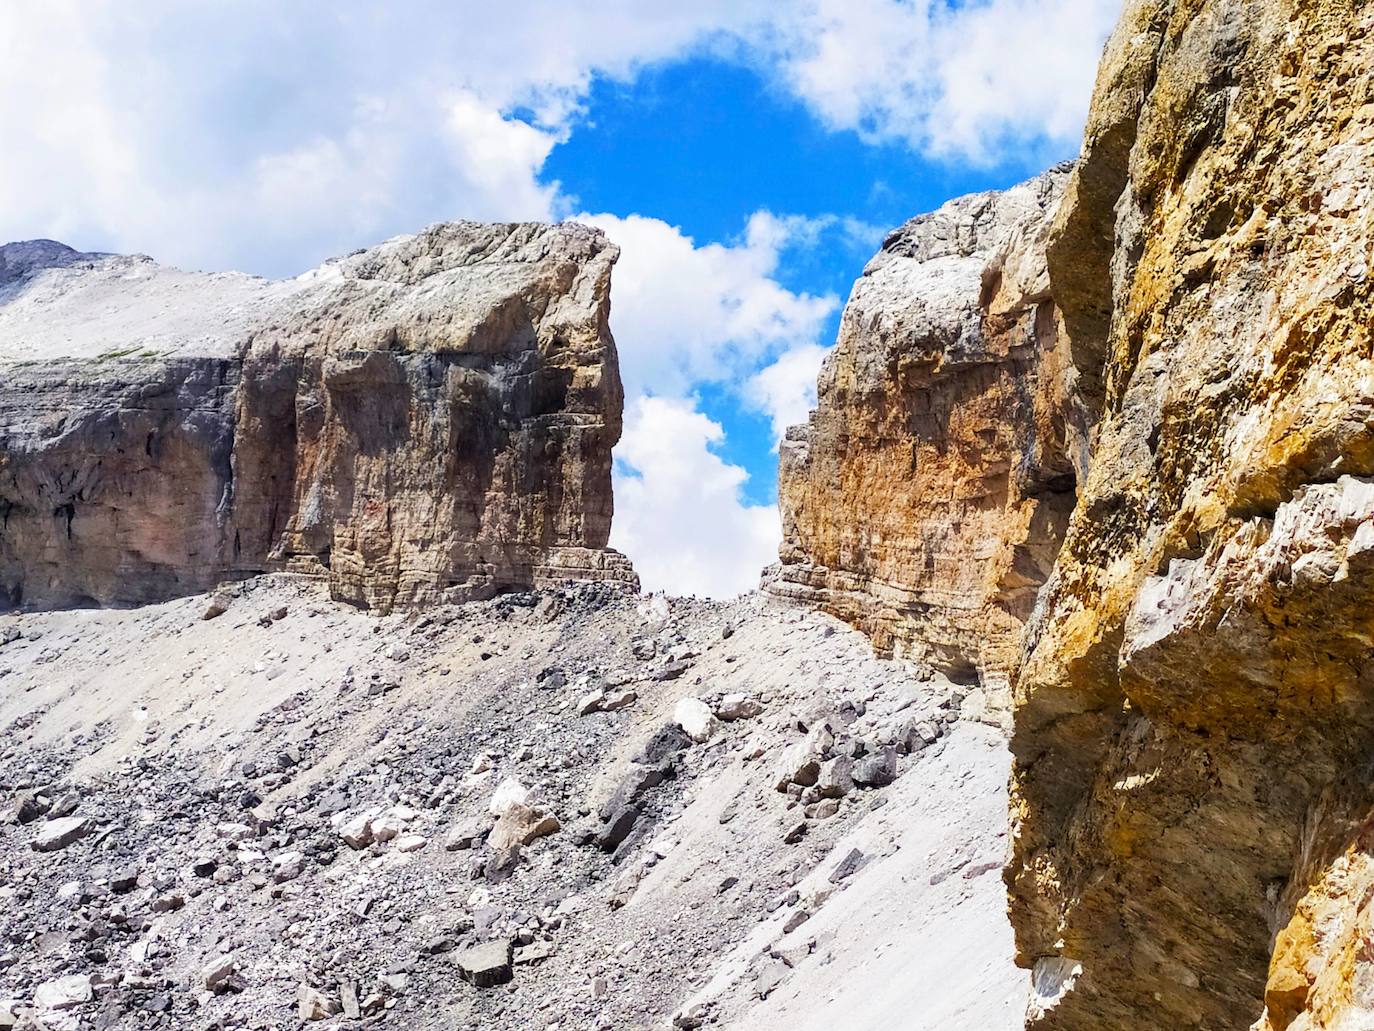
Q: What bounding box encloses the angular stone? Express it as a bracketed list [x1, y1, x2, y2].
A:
[852, 748, 898, 788]
[773, 744, 821, 792]
[33, 975, 91, 1011]
[340, 982, 361, 1020]
[337, 812, 374, 850]
[714, 693, 763, 721]
[31, 816, 92, 852]
[297, 985, 340, 1021]
[202, 954, 237, 992]
[814, 756, 854, 799]
[394, 834, 428, 853]
[596, 805, 639, 853]
[674, 698, 718, 743]
[202, 592, 232, 620]
[487, 802, 560, 851]
[443, 817, 491, 852]
[0, 792, 45, 825]
[452, 939, 513, 988]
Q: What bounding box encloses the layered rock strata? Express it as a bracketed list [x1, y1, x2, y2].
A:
[1005, 2, 1374, 1029]
[768, 164, 1085, 714]
[0, 226, 636, 611]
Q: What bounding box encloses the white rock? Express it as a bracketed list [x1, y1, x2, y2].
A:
[31, 816, 92, 852]
[273, 850, 306, 882]
[202, 954, 237, 992]
[370, 814, 405, 842]
[601, 688, 638, 712]
[715, 693, 763, 721]
[674, 698, 718, 743]
[338, 812, 375, 850]
[34, 974, 91, 1011]
[489, 777, 529, 817]
[394, 834, 428, 853]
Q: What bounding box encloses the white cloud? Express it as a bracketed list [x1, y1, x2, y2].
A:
[581, 212, 840, 595]
[0, 1, 774, 275]
[0, 1, 1117, 276]
[579, 211, 838, 400]
[763, 0, 1119, 163]
[745, 343, 832, 444]
[612, 397, 780, 598]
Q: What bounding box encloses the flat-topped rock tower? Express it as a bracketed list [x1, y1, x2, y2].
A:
[0, 223, 637, 611]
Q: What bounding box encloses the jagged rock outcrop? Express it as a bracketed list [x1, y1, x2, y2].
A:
[1006, 3, 1374, 1030]
[767, 164, 1084, 720]
[0, 224, 636, 611]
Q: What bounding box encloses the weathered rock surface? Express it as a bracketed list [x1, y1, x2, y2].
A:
[767, 163, 1084, 715]
[0, 224, 636, 611]
[1005, 3, 1374, 1030]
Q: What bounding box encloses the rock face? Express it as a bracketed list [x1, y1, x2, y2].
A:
[1005, 3, 1374, 1030]
[768, 164, 1084, 708]
[0, 224, 636, 610]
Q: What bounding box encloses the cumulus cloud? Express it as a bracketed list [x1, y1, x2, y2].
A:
[763, 0, 1119, 163]
[578, 211, 837, 400]
[578, 212, 840, 595]
[0, 1, 1116, 275]
[0, 1, 774, 274]
[612, 397, 780, 598]
[745, 343, 832, 444]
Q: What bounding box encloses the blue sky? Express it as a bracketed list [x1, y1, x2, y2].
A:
[0, 1, 1121, 596]
[547, 57, 1046, 505]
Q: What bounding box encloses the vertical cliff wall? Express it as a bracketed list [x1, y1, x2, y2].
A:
[768, 165, 1085, 720]
[1005, 2, 1374, 1029]
[0, 225, 636, 611]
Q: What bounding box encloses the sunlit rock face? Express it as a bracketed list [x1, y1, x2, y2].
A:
[1006, 2, 1374, 1029]
[767, 163, 1084, 723]
[0, 224, 636, 611]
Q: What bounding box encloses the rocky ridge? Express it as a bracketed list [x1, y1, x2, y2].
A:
[0, 225, 635, 612]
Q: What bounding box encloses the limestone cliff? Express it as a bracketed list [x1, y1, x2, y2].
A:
[768, 164, 1084, 719]
[1004, 2, 1374, 1030]
[0, 224, 636, 611]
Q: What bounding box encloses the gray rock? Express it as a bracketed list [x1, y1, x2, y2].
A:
[452, 939, 514, 988]
[597, 805, 640, 853]
[852, 747, 899, 787]
[31, 816, 92, 852]
[830, 848, 867, 883]
[444, 817, 491, 852]
[815, 755, 854, 798]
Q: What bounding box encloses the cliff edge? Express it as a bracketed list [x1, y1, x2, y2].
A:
[0, 224, 637, 611]
[1007, 2, 1374, 1028]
